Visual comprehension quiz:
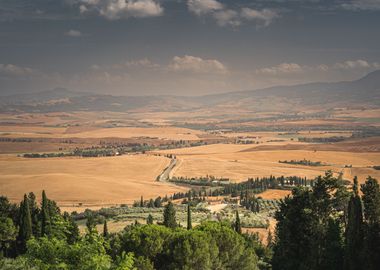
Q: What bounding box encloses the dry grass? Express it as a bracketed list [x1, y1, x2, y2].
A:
[0, 124, 204, 141]
[0, 154, 188, 211]
[258, 189, 291, 200]
[159, 144, 380, 183]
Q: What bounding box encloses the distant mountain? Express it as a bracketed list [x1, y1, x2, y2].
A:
[1, 70, 379, 113]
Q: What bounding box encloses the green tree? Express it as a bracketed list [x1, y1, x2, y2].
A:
[27, 192, 39, 237]
[0, 217, 17, 257]
[197, 221, 258, 269]
[163, 202, 176, 229]
[345, 177, 364, 270]
[163, 230, 213, 270]
[272, 172, 343, 270]
[121, 224, 171, 265]
[361, 177, 380, 270]
[103, 220, 109, 238]
[234, 210, 241, 234]
[187, 204, 192, 230]
[40, 190, 51, 237]
[18, 194, 33, 253]
[147, 214, 154, 225]
[140, 196, 144, 207]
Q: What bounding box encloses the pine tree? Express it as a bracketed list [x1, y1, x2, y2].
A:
[187, 204, 192, 230]
[147, 214, 153, 225]
[18, 194, 32, 252]
[235, 210, 241, 234]
[40, 190, 51, 237]
[345, 177, 364, 270]
[103, 220, 109, 237]
[163, 202, 176, 229]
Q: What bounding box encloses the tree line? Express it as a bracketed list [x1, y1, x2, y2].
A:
[272, 172, 380, 270]
[0, 192, 268, 269]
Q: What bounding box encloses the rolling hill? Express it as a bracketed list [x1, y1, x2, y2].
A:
[1, 70, 379, 113]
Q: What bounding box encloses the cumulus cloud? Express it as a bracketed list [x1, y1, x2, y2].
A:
[241, 8, 279, 27]
[187, 0, 279, 28]
[168, 55, 228, 74]
[255, 59, 380, 76]
[333, 59, 371, 69]
[341, 0, 380, 11]
[65, 29, 82, 37]
[78, 0, 164, 20]
[0, 64, 38, 76]
[187, 0, 223, 15]
[256, 63, 303, 75]
[213, 10, 241, 27]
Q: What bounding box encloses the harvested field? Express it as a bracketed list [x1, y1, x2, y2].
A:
[158, 144, 380, 183]
[0, 125, 205, 140]
[0, 154, 188, 211]
[258, 189, 291, 200]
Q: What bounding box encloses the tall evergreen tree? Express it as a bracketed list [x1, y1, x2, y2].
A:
[18, 194, 32, 253]
[234, 210, 241, 234]
[40, 190, 51, 237]
[187, 204, 192, 230]
[163, 202, 176, 229]
[361, 177, 380, 270]
[147, 214, 154, 225]
[103, 220, 109, 238]
[27, 192, 39, 237]
[345, 177, 364, 270]
[140, 196, 144, 207]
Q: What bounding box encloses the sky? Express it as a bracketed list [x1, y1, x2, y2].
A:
[0, 0, 380, 96]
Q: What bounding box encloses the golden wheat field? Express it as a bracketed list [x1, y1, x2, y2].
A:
[0, 154, 188, 211]
[0, 125, 204, 140]
[158, 144, 380, 183]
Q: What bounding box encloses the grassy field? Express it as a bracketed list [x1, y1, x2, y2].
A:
[0, 154, 188, 212]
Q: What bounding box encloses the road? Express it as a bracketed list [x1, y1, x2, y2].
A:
[157, 158, 177, 182]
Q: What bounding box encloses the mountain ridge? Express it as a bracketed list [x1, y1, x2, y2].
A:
[1, 70, 379, 113]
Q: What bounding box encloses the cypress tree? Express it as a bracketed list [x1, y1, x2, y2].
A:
[187, 204, 192, 230]
[235, 210, 241, 234]
[163, 202, 176, 229]
[140, 196, 144, 207]
[103, 220, 109, 237]
[361, 177, 380, 270]
[18, 194, 32, 252]
[345, 177, 364, 270]
[147, 214, 153, 225]
[40, 190, 51, 237]
[27, 192, 39, 236]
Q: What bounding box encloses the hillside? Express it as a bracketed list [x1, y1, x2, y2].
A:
[1, 70, 379, 113]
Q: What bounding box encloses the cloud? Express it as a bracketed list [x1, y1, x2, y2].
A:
[333, 59, 371, 69]
[187, 0, 279, 28]
[341, 0, 380, 11]
[65, 29, 82, 37]
[0, 64, 38, 76]
[255, 63, 303, 75]
[187, 0, 223, 15]
[255, 59, 380, 76]
[90, 58, 160, 71]
[168, 55, 228, 74]
[78, 0, 164, 20]
[213, 10, 241, 27]
[241, 8, 280, 27]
